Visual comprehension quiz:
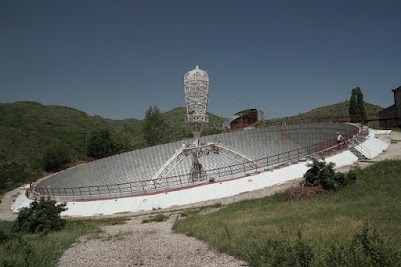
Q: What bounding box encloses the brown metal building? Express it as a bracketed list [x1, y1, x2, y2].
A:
[230, 109, 264, 129]
[379, 85, 401, 128]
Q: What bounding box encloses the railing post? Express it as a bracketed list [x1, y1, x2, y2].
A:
[142, 180, 146, 194]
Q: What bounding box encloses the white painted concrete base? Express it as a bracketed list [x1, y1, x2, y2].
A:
[11, 130, 389, 218]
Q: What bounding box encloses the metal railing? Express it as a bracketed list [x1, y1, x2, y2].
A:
[348, 138, 371, 159]
[34, 126, 367, 202]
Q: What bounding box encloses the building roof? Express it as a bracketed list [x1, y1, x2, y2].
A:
[392, 85, 401, 92]
[233, 109, 258, 117]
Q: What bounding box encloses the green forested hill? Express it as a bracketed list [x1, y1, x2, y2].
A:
[0, 99, 383, 193]
[268, 100, 383, 125]
[0, 101, 226, 193]
[0, 101, 141, 166]
[297, 100, 382, 118]
[0, 100, 383, 168]
[163, 107, 227, 141]
[0, 102, 226, 169]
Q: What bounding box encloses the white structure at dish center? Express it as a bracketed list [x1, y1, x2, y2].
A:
[147, 66, 260, 189]
[184, 65, 209, 139]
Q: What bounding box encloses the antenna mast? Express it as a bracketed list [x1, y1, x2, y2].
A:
[184, 65, 209, 140]
[147, 65, 260, 189]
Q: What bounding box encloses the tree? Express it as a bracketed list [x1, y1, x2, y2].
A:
[143, 106, 166, 146]
[42, 145, 71, 172]
[111, 129, 133, 153]
[13, 197, 67, 234]
[87, 129, 113, 159]
[0, 152, 37, 194]
[349, 87, 367, 122]
[355, 87, 367, 122]
[349, 88, 357, 121]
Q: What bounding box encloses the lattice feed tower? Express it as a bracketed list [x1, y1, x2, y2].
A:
[147, 66, 260, 189]
[184, 65, 209, 139]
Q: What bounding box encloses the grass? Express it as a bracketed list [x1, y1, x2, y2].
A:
[142, 213, 170, 223]
[173, 160, 401, 264]
[0, 217, 129, 267]
[1, 160, 399, 266]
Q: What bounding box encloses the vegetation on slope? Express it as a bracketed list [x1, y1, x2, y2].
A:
[0, 217, 128, 267]
[0, 101, 226, 194]
[268, 100, 383, 125]
[173, 160, 401, 266]
[0, 99, 383, 195]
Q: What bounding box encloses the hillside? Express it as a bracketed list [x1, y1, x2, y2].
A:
[0, 101, 225, 168]
[163, 107, 227, 141]
[0, 101, 227, 194]
[0, 100, 383, 194]
[268, 100, 383, 125]
[0, 101, 141, 166]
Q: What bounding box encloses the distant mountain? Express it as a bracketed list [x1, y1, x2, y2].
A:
[268, 101, 383, 124]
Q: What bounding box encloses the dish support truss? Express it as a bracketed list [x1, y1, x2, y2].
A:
[146, 141, 261, 189]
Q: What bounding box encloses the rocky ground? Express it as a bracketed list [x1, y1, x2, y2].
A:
[58, 215, 248, 267]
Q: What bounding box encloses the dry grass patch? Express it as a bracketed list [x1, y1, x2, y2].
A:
[285, 185, 327, 201]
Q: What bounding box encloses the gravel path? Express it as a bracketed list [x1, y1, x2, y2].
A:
[57, 215, 248, 267]
[0, 187, 20, 221]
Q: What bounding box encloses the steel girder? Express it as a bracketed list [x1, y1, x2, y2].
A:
[147, 142, 261, 189]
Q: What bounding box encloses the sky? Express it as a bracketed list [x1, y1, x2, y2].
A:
[1, 0, 401, 120]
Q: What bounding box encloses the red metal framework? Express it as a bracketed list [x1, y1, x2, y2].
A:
[34, 126, 367, 202]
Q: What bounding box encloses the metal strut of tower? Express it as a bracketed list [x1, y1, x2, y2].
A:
[146, 142, 261, 189]
[147, 65, 260, 189]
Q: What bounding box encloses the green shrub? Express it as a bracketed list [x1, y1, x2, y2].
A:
[0, 153, 38, 195]
[87, 130, 114, 159]
[1, 234, 33, 267]
[325, 223, 401, 267]
[345, 166, 359, 185]
[0, 230, 9, 244]
[13, 197, 67, 234]
[244, 232, 315, 267]
[42, 145, 71, 172]
[304, 158, 346, 191]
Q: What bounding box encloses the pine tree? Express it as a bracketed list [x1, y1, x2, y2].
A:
[349, 88, 357, 122]
[143, 105, 166, 146]
[355, 87, 367, 122]
[349, 87, 366, 122]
